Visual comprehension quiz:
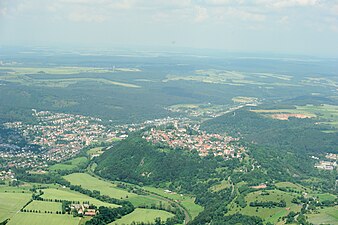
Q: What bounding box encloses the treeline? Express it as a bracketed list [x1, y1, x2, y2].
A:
[249, 200, 286, 208]
[85, 206, 134, 225]
[200, 108, 338, 155]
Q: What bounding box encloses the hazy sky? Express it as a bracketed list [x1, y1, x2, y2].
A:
[1, 0, 338, 56]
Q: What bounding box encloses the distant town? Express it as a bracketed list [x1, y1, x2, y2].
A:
[0, 109, 246, 174]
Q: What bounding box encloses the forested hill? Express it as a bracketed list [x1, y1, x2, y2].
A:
[94, 136, 222, 187]
[200, 108, 338, 155]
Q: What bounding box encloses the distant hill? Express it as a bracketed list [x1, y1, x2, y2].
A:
[200, 108, 338, 154]
[94, 135, 218, 186]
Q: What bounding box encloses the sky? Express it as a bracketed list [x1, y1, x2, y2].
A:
[0, 0, 338, 57]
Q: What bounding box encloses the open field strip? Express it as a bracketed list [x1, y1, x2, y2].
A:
[110, 208, 174, 225]
[0, 192, 32, 222]
[64, 173, 160, 207]
[49, 157, 88, 171]
[0, 66, 113, 75]
[306, 206, 338, 225]
[227, 189, 301, 224]
[143, 186, 203, 219]
[41, 188, 119, 208]
[24, 201, 62, 212]
[7, 212, 80, 225]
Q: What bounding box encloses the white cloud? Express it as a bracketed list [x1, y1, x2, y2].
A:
[271, 0, 318, 8]
[278, 15, 289, 24]
[68, 9, 108, 22]
[226, 8, 266, 22]
[0, 7, 8, 16]
[194, 6, 208, 22]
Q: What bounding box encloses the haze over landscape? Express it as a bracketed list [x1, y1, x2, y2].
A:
[0, 1, 338, 225]
[1, 0, 338, 56]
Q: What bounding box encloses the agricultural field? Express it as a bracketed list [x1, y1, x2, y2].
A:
[164, 70, 299, 87]
[309, 193, 337, 202]
[110, 208, 175, 225]
[252, 104, 338, 130]
[0, 192, 31, 222]
[143, 186, 203, 219]
[7, 212, 80, 225]
[0, 66, 140, 88]
[41, 188, 119, 208]
[275, 182, 309, 192]
[232, 96, 258, 104]
[209, 179, 231, 192]
[63, 173, 161, 207]
[24, 201, 62, 213]
[49, 157, 88, 171]
[306, 206, 338, 225]
[87, 147, 104, 159]
[227, 189, 301, 224]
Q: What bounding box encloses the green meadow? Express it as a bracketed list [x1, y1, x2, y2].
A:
[227, 189, 301, 224]
[110, 208, 174, 225]
[306, 206, 338, 225]
[63, 173, 161, 207]
[0, 66, 141, 88]
[0, 192, 31, 221]
[41, 188, 119, 208]
[24, 201, 62, 213]
[49, 157, 88, 171]
[7, 212, 80, 225]
[143, 186, 203, 219]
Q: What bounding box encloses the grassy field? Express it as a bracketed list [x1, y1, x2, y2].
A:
[0, 192, 31, 222]
[41, 188, 119, 208]
[87, 147, 104, 158]
[306, 206, 338, 225]
[275, 181, 309, 192]
[143, 186, 204, 219]
[0, 66, 141, 88]
[64, 173, 161, 207]
[252, 104, 338, 129]
[309, 193, 337, 202]
[24, 201, 62, 213]
[209, 180, 231, 192]
[7, 212, 81, 225]
[110, 208, 174, 225]
[232, 96, 258, 103]
[227, 189, 301, 224]
[49, 157, 88, 171]
[164, 70, 298, 87]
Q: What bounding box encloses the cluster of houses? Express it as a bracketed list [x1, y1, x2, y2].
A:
[71, 203, 97, 216]
[0, 170, 15, 180]
[315, 161, 337, 171]
[143, 123, 245, 158]
[0, 110, 193, 170]
[314, 153, 338, 171]
[2, 110, 124, 168]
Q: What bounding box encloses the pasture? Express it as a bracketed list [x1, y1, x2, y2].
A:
[7, 212, 80, 225]
[209, 180, 231, 192]
[164, 70, 298, 87]
[64, 173, 161, 207]
[275, 181, 309, 192]
[24, 201, 62, 213]
[41, 188, 119, 208]
[110, 208, 174, 225]
[252, 104, 338, 130]
[87, 147, 104, 158]
[227, 189, 301, 224]
[144, 186, 203, 219]
[306, 206, 338, 225]
[0, 66, 141, 88]
[0, 192, 31, 222]
[49, 157, 88, 171]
